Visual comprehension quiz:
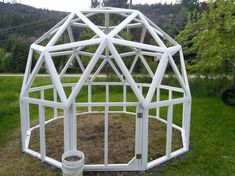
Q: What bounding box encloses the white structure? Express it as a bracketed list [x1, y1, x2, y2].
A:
[20, 7, 191, 171]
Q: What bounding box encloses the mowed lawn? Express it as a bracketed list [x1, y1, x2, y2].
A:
[0, 76, 235, 175]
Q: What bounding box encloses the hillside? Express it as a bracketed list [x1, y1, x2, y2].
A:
[0, 2, 187, 48]
[0, 2, 192, 73]
[133, 3, 188, 37]
[0, 2, 67, 47]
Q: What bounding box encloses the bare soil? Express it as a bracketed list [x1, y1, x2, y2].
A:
[0, 113, 182, 176]
[29, 113, 182, 164]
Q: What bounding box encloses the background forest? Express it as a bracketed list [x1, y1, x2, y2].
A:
[0, 0, 234, 76]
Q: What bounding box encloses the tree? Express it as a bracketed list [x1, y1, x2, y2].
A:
[166, 6, 188, 37]
[182, 0, 199, 11]
[0, 48, 9, 72]
[103, 0, 128, 8]
[176, 0, 235, 75]
[91, 0, 101, 8]
[7, 35, 29, 73]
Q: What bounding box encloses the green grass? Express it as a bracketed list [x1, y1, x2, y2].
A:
[0, 77, 235, 175]
[0, 77, 23, 146]
[154, 97, 235, 176]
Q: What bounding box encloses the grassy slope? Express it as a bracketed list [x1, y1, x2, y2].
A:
[0, 77, 235, 175]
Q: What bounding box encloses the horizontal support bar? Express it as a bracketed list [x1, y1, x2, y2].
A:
[148, 97, 191, 108]
[149, 114, 182, 131]
[141, 51, 162, 57]
[108, 23, 143, 29]
[48, 38, 103, 52]
[77, 50, 106, 59]
[29, 110, 182, 140]
[28, 82, 184, 94]
[22, 97, 64, 109]
[80, 9, 135, 14]
[112, 38, 166, 53]
[84, 164, 141, 172]
[24, 148, 141, 171]
[50, 50, 74, 57]
[31, 44, 45, 53]
[28, 82, 126, 92]
[119, 51, 137, 58]
[71, 22, 104, 29]
[147, 147, 188, 169]
[159, 85, 184, 93]
[74, 102, 138, 107]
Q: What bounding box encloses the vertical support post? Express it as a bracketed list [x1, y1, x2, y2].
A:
[179, 48, 191, 150]
[88, 81, 92, 112]
[104, 106, 109, 165]
[64, 108, 70, 152]
[104, 84, 109, 165]
[53, 88, 58, 118]
[105, 12, 110, 35]
[71, 84, 77, 150]
[20, 100, 27, 151]
[141, 106, 149, 169]
[64, 103, 77, 152]
[106, 84, 109, 103]
[26, 93, 30, 130]
[39, 89, 46, 161]
[123, 81, 126, 112]
[179, 49, 190, 92]
[70, 105, 77, 150]
[166, 90, 173, 159]
[182, 93, 186, 149]
[185, 101, 191, 151]
[139, 85, 143, 94]
[135, 104, 143, 168]
[156, 87, 160, 118]
[104, 14, 110, 165]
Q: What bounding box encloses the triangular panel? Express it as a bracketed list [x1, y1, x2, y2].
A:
[108, 40, 146, 107]
[149, 54, 189, 103]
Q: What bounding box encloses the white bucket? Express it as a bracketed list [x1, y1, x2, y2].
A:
[62, 150, 84, 176]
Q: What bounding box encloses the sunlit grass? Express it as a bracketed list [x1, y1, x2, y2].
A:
[0, 76, 235, 175]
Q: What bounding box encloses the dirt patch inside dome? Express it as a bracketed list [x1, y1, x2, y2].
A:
[29, 113, 182, 164]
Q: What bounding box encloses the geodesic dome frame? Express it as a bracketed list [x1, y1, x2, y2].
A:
[20, 7, 191, 171]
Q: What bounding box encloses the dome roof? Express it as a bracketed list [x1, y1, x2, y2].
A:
[20, 7, 190, 108]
